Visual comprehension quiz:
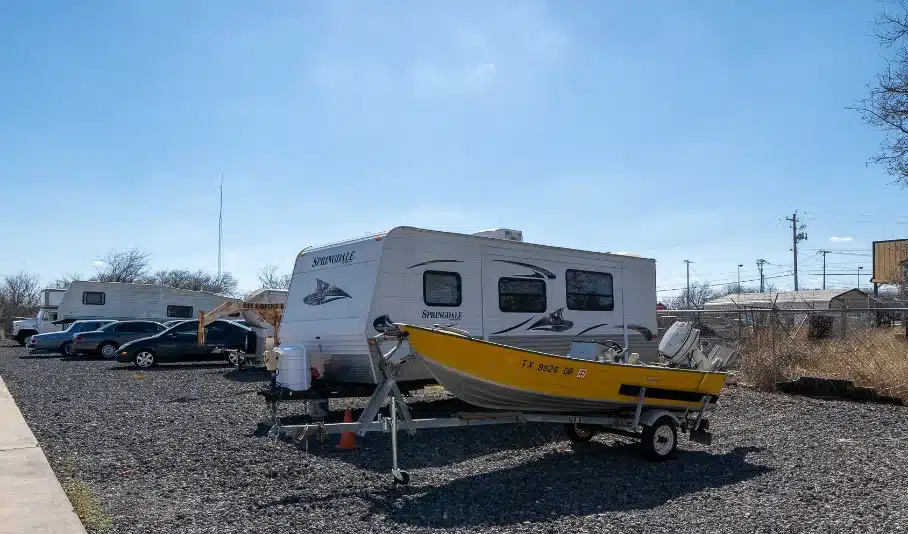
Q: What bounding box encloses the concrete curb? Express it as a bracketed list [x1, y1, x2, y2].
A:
[0, 376, 87, 534]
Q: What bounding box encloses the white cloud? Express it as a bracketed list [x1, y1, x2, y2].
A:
[310, 1, 568, 101]
[466, 63, 497, 87]
[830, 236, 854, 242]
[92, 260, 106, 267]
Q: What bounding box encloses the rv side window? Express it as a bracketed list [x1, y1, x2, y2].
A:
[566, 269, 614, 311]
[423, 271, 462, 307]
[82, 291, 105, 305]
[167, 305, 194, 318]
[498, 278, 546, 313]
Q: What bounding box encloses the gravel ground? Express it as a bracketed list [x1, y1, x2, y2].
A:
[1, 339, 907, 534]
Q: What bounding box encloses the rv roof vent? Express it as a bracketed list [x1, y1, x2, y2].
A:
[472, 228, 523, 242]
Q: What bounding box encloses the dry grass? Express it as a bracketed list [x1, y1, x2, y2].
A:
[739, 328, 908, 403]
[53, 456, 113, 534]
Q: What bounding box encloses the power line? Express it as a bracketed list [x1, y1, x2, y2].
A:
[656, 272, 794, 293]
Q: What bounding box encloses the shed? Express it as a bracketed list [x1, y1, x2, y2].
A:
[704, 289, 869, 311]
[704, 289, 871, 336]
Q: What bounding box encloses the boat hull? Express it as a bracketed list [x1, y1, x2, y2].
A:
[401, 324, 727, 413]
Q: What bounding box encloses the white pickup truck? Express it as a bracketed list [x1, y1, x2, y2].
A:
[9, 288, 66, 345]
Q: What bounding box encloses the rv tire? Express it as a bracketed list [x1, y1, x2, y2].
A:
[641, 416, 677, 461]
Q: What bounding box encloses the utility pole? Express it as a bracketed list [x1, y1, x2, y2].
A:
[818, 250, 831, 290]
[785, 211, 808, 291]
[684, 260, 692, 308]
[218, 173, 224, 280]
[756, 259, 767, 293]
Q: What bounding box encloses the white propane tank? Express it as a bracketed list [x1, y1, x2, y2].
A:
[275, 345, 311, 391]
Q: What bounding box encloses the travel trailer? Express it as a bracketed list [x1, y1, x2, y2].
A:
[57, 281, 238, 325]
[279, 226, 658, 386]
[9, 288, 67, 345]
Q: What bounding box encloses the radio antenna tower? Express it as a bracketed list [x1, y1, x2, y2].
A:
[218, 173, 223, 279]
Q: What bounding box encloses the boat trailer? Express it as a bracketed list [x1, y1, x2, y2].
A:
[263, 333, 717, 485]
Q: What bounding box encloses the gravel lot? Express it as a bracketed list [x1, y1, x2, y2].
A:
[1, 339, 907, 534]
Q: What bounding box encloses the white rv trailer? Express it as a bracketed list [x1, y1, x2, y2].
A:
[57, 281, 238, 325]
[280, 227, 658, 386]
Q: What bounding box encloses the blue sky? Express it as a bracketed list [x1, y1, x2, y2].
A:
[0, 1, 901, 296]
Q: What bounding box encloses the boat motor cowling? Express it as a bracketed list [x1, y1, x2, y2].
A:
[658, 322, 733, 372]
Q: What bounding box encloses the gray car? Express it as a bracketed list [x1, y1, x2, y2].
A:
[27, 320, 116, 355]
[72, 320, 167, 358]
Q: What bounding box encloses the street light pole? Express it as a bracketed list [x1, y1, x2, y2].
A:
[737, 264, 743, 293]
[858, 266, 863, 290]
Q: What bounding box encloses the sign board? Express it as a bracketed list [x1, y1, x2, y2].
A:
[871, 239, 908, 284]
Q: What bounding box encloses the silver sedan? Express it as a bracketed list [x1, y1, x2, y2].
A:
[28, 320, 116, 355]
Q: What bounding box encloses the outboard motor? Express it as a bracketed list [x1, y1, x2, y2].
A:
[658, 322, 735, 372]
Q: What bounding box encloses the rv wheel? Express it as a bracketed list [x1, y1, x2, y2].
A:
[641, 416, 678, 461]
[565, 423, 596, 442]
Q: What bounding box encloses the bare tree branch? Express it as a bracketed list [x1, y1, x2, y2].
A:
[50, 272, 83, 290]
[143, 269, 238, 295]
[94, 249, 151, 283]
[0, 272, 42, 317]
[853, 0, 908, 186]
[257, 264, 292, 290]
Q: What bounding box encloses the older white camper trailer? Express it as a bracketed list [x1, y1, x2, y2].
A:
[57, 281, 238, 324]
[280, 227, 658, 386]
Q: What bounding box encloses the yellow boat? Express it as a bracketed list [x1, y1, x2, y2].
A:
[399, 324, 728, 413]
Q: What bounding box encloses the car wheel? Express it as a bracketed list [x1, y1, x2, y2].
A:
[134, 350, 156, 369]
[60, 341, 75, 356]
[98, 342, 119, 359]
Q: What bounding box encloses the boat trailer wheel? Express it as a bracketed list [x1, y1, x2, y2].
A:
[641, 416, 678, 460]
[565, 423, 596, 442]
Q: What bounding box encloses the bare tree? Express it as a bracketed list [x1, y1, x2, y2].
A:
[854, 1, 908, 185]
[0, 272, 41, 317]
[94, 249, 151, 283]
[50, 272, 83, 290]
[144, 269, 239, 295]
[665, 281, 721, 310]
[257, 264, 292, 290]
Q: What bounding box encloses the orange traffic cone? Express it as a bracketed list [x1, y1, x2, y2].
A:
[337, 408, 357, 450]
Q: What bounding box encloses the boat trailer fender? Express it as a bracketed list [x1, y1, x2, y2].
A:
[637, 409, 679, 428]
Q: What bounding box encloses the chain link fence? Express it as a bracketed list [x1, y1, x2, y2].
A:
[657, 307, 908, 347]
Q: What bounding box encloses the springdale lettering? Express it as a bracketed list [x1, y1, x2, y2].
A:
[311, 251, 356, 268]
[422, 310, 462, 320]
